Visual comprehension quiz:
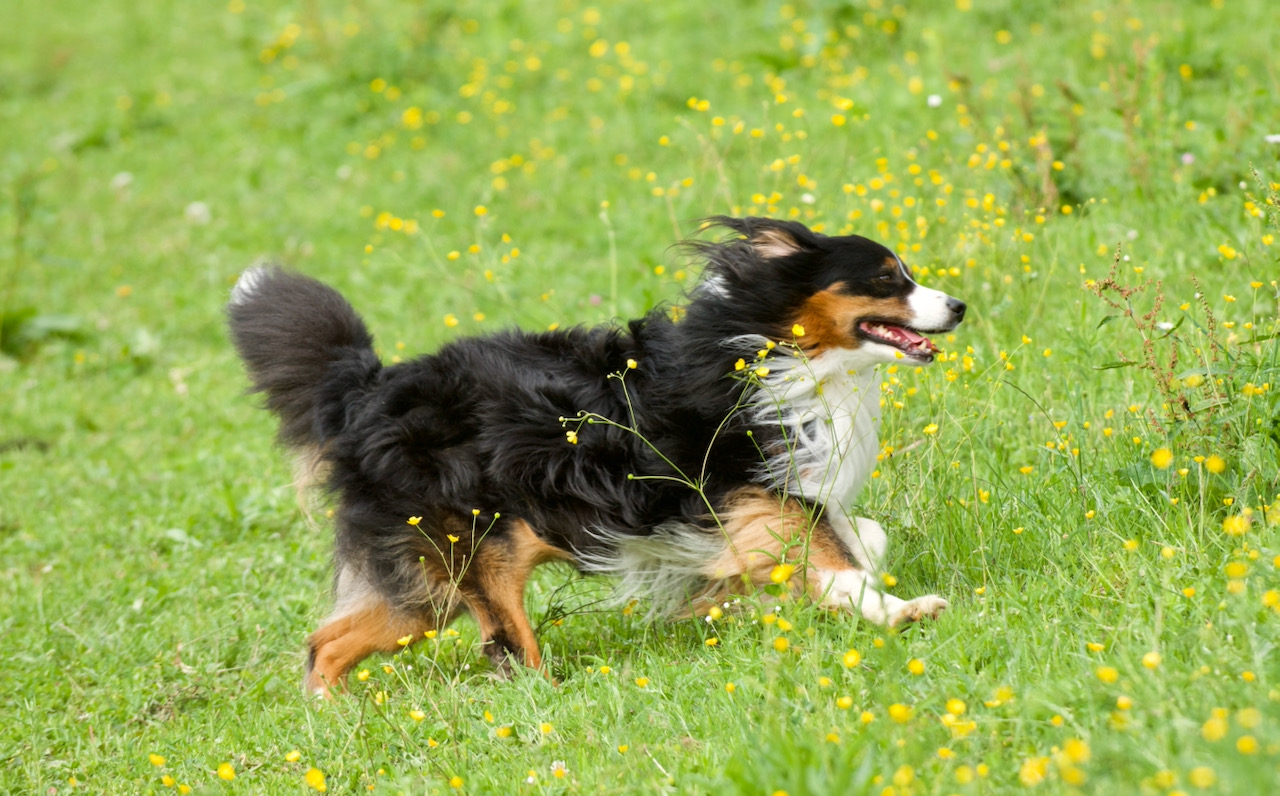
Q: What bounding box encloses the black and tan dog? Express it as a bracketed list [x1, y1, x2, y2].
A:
[227, 217, 965, 695]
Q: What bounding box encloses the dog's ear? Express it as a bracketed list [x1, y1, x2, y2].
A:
[686, 217, 823, 295]
[704, 216, 817, 260]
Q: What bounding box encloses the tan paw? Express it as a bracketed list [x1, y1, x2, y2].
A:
[888, 594, 948, 627]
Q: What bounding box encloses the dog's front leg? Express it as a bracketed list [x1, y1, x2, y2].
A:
[813, 566, 948, 627]
[826, 513, 888, 574]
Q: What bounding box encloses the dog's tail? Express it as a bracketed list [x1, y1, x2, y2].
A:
[227, 266, 381, 452]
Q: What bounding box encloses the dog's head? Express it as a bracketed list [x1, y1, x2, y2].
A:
[693, 217, 966, 368]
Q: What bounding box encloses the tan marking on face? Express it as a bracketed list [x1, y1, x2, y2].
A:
[752, 227, 802, 259]
[792, 283, 913, 352]
[694, 488, 855, 610]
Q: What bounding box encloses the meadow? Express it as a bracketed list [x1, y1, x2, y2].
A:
[2, 0, 1279, 793]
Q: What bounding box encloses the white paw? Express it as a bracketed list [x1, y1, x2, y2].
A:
[888, 594, 948, 627]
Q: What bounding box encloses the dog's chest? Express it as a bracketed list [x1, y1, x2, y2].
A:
[754, 359, 881, 511]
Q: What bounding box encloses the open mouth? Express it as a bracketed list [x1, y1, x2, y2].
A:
[857, 321, 940, 362]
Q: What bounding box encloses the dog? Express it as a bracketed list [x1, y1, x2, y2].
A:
[227, 217, 966, 695]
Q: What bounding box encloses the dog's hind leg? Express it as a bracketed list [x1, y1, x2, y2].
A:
[304, 564, 460, 697]
[459, 520, 568, 675]
[304, 596, 455, 697]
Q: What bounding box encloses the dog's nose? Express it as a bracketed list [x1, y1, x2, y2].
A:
[947, 297, 967, 322]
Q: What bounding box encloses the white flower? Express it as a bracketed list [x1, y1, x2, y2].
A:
[184, 201, 211, 225]
[927, 94, 943, 108]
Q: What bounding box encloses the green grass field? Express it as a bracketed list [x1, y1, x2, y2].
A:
[3, 0, 1279, 793]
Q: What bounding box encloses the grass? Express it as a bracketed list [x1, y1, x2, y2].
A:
[2, 0, 1279, 793]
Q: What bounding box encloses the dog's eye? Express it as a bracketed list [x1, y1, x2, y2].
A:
[876, 272, 897, 282]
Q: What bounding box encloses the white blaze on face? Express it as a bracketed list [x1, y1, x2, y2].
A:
[895, 254, 957, 331]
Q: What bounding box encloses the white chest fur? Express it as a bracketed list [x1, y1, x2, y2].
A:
[749, 351, 882, 513]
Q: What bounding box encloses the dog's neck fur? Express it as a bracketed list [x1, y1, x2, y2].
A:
[745, 346, 882, 514]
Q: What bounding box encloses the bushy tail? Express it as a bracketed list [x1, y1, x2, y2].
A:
[227, 266, 381, 450]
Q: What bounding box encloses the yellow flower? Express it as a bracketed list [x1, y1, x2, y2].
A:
[1205, 454, 1226, 474]
[217, 763, 236, 781]
[1150, 448, 1173, 469]
[634, 677, 649, 688]
[449, 775, 464, 789]
[304, 768, 327, 792]
[1202, 715, 1228, 741]
[447, 534, 460, 544]
[496, 726, 513, 738]
[907, 658, 925, 675]
[410, 710, 426, 722]
[1062, 738, 1090, 764]
[285, 750, 302, 763]
[1142, 651, 1161, 669]
[725, 682, 736, 693]
[922, 423, 939, 435]
[770, 563, 795, 584]
[734, 358, 746, 371]
[1188, 766, 1216, 788]
[773, 636, 790, 652]
[1018, 756, 1049, 786]
[565, 430, 579, 445]
[149, 754, 166, 767]
[626, 358, 638, 369]
[791, 324, 806, 337]
[1222, 515, 1250, 536]
[836, 696, 853, 709]
[397, 635, 413, 646]
[474, 205, 488, 216]
[888, 703, 913, 723]
[755, 366, 770, 378]
[945, 698, 966, 715]
[842, 649, 862, 668]
[1095, 666, 1119, 683]
[540, 722, 554, 735]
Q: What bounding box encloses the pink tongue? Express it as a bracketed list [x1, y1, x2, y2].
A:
[861, 322, 938, 352]
[889, 325, 928, 346]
